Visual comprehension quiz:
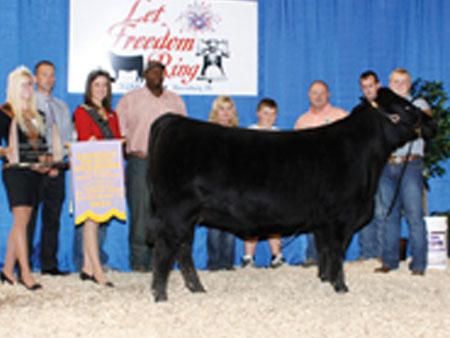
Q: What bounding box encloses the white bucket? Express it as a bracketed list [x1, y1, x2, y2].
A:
[425, 216, 448, 270]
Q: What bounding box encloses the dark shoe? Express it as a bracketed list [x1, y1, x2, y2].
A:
[270, 254, 285, 268]
[19, 280, 42, 291]
[411, 270, 425, 276]
[92, 276, 114, 288]
[80, 271, 95, 281]
[374, 266, 391, 273]
[103, 281, 115, 288]
[302, 258, 317, 268]
[132, 265, 148, 273]
[0, 271, 16, 285]
[208, 267, 220, 271]
[80, 271, 114, 287]
[241, 255, 254, 268]
[42, 268, 70, 276]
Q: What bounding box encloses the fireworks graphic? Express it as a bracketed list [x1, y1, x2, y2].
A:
[178, 2, 221, 33]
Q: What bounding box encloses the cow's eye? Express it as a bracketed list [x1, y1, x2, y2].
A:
[405, 106, 411, 111]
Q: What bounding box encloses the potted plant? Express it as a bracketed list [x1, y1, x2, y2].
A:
[411, 79, 450, 185]
[411, 79, 450, 258]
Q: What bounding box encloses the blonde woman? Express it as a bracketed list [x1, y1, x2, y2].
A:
[0, 66, 50, 290]
[206, 95, 238, 270]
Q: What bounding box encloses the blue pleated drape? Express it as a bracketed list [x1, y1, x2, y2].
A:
[1, 0, 449, 271]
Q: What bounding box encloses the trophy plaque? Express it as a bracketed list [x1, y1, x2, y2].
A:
[3, 118, 67, 169]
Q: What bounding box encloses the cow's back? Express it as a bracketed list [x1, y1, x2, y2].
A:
[148, 113, 375, 237]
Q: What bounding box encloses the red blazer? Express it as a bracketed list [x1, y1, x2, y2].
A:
[74, 105, 121, 141]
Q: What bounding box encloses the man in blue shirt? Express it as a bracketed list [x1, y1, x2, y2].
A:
[27, 60, 74, 275]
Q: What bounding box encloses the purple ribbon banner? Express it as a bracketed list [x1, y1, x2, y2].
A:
[70, 140, 126, 225]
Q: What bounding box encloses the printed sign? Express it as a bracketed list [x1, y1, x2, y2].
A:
[425, 216, 448, 270]
[70, 140, 126, 225]
[69, 0, 258, 95]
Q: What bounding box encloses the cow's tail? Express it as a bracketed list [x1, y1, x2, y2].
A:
[146, 113, 176, 246]
[146, 175, 159, 247]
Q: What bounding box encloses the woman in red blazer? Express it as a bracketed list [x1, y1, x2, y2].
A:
[73, 70, 121, 287]
[74, 70, 121, 141]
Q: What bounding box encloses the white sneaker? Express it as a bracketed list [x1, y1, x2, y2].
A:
[241, 255, 254, 268]
[270, 254, 285, 268]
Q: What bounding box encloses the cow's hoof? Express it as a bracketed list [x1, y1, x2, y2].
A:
[154, 294, 168, 302]
[333, 283, 349, 293]
[186, 281, 206, 293]
[152, 290, 168, 302]
[319, 275, 329, 282]
[192, 285, 206, 293]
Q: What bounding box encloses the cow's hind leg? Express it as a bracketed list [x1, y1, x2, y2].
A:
[317, 249, 330, 282]
[175, 228, 206, 294]
[151, 233, 177, 302]
[315, 231, 330, 282]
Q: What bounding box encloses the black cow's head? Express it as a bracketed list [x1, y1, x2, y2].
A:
[375, 87, 437, 141]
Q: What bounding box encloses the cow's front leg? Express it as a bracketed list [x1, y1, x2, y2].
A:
[317, 227, 349, 292]
[327, 249, 348, 293]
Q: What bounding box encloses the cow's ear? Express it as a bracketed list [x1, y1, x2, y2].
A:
[389, 114, 401, 124]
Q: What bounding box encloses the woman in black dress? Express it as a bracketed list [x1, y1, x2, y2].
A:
[0, 66, 53, 291]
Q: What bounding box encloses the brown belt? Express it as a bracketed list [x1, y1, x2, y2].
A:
[127, 152, 147, 159]
[388, 154, 422, 165]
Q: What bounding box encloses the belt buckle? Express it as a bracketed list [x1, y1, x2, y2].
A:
[390, 156, 402, 166]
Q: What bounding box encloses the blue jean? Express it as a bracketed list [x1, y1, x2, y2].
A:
[358, 188, 383, 259]
[126, 156, 152, 270]
[379, 159, 427, 271]
[207, 229, 236, 270]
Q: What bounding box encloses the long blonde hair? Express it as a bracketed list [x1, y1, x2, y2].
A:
[6, 65, 45, 135]
[208, 95, 239, 127]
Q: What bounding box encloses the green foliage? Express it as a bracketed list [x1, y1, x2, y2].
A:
[410, 79, 450, 186]
[430, 210, 450, 218]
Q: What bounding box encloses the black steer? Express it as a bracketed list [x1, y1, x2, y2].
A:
[147, 88, 436, 301]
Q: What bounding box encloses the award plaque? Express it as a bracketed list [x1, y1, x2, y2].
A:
[3, 118, 67, 169]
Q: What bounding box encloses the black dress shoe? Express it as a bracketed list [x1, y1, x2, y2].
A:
[102, 281, 115, 288]
[92, 275, 114, 288]
[42, 268, 70, 276]
[374, 266, 391, 273]
[19, 280, 42, 291]
[80, 271, 114, 287]
[1, 271, 16, 285]
[80, 271, 95, 281]
[302, 258, 317, 268]
[131, 265, 148, 273]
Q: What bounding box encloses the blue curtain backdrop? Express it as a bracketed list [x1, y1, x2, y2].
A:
[0, 0, 449, 271]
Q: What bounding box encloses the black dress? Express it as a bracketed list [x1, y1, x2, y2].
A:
[0, 107, 48, 208]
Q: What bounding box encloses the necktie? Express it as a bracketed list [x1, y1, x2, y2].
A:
[47, 98, 63, 162]
[47, 98, 57, 125]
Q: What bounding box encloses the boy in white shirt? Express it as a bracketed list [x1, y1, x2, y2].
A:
[242, 98, 284, 268]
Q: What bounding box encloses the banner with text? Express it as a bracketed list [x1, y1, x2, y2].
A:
[70, 140, 126, 225]
[69, 0, 258, 95]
